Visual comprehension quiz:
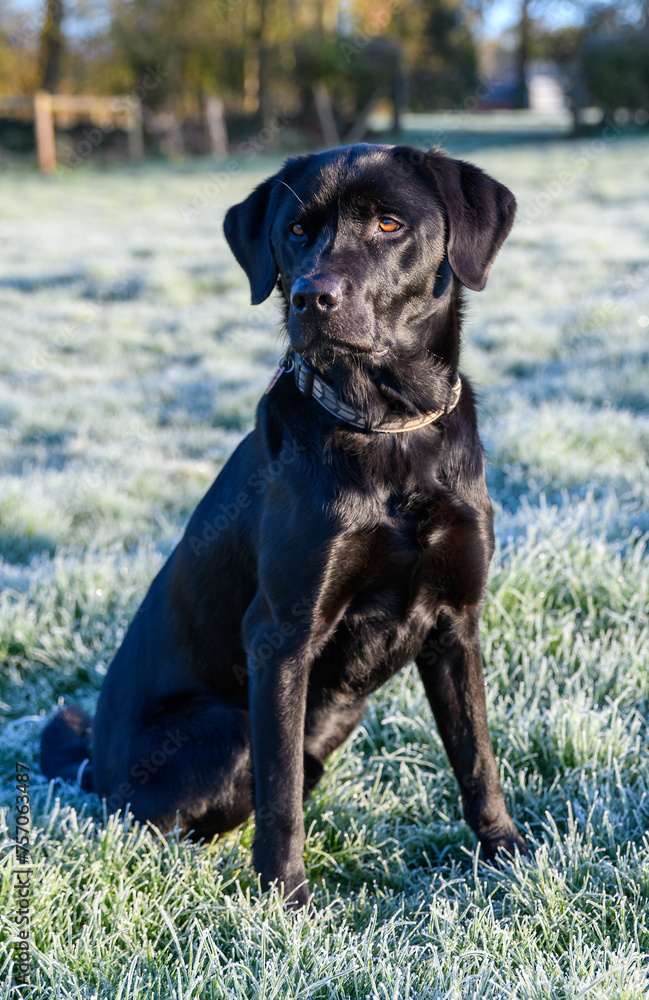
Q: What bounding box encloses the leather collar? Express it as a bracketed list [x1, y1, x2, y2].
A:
[272, 350, 461, 433]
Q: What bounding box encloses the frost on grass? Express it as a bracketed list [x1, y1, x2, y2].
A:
[0, 139, 648, 997]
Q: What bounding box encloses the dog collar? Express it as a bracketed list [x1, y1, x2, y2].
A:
[267, 350, 461, 433]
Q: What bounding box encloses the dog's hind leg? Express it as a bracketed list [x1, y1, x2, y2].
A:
[40, 705, 94, 791]
[94, 696, 254, 841]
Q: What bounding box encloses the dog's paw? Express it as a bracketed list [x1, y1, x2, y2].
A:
[479, 824, 530, 866]
[282, 879, 313, 914]
[261, 868, 313, 913]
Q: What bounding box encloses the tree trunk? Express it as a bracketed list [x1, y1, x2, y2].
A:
[515, 0, 530, 109]
[40, 0, 64, 93]
[313, 82, 340, 146]
[392, 47, 407, 134]
[243, 0, 272, 126]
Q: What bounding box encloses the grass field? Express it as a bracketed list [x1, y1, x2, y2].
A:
[1, 131, 648, 998]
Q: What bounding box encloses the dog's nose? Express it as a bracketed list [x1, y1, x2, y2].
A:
[291, 276, 342, 316]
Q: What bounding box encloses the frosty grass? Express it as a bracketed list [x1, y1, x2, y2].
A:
[0, 132, 648, 997]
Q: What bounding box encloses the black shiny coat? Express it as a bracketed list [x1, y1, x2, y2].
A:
[41, 143, 528, 909]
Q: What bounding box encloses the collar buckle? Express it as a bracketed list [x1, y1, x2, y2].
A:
[264, 348, 294, 395]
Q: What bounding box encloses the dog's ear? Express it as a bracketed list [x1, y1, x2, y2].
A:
[223, 176, 279, 305]
[425, 149, 516, 292]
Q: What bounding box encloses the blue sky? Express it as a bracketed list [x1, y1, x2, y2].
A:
[483, 0, 522, 36]
[481, 0, 585, 38]
[8, 0, 583, 44]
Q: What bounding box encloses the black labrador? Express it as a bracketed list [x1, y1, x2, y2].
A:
[41, 143, 528, 909]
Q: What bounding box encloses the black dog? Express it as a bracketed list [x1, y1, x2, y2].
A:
[41, 143, 528, 908]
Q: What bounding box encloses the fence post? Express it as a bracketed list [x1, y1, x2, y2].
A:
[34, 91, 56, 173]
[126, 99, 145, 160]
[312, 83, 340, 147]
[205, 96, 229, 159]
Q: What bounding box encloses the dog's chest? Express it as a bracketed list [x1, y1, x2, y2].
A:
[310, 516, 445, 695]
[338, 488, 460, 613]
[342, 519, 420, 618]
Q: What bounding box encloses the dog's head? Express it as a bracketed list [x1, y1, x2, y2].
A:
[224, 144, 515, 359]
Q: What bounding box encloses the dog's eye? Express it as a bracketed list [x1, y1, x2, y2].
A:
[290, 223, 304, 237]
[378, 218, 400, 233]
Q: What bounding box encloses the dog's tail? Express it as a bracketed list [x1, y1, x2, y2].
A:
[40, 705, 94, 792]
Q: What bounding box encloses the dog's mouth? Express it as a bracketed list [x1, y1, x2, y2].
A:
[289, 328, 389, 364]
[286, 273, 390, 362]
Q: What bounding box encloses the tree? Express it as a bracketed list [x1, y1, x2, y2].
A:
[40, 0, 64, 92]
[515, 0, 531, 107]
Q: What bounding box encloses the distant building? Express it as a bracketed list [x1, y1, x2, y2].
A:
[527, 63, 568, 113]
[479, 38, 567, 112]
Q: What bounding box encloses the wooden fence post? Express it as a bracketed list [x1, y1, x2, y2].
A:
[34, 90, 56, 173]
[205, 96, 229, 158]
[126, 100, 145, 160]
[312, 83, 340, 148]
[344, 91, 382, 145]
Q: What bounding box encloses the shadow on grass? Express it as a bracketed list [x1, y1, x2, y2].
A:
[0, 528, 57, 564]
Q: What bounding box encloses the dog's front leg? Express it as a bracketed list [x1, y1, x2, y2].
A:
[244, 592, 313, 910]
[416, 609, 528, 862]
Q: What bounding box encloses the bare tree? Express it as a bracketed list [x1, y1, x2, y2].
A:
[515, 0, 531, 107]
[40, 0, 64, 92]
